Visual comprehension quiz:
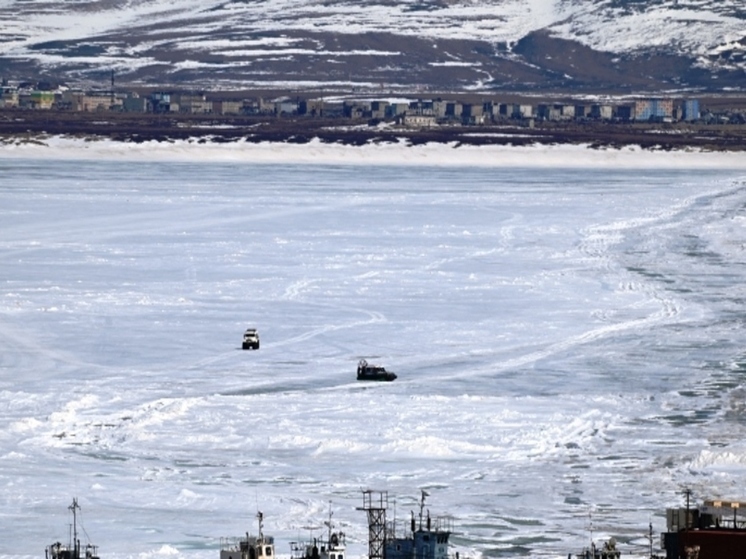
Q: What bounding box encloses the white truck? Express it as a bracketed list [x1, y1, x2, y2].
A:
[242, 328, 260, 350]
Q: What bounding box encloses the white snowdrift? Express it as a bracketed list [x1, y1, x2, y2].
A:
[1, 136, 745, 169]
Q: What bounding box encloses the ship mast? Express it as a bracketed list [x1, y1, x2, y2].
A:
[648, 522, 654, 559]
[69, 498, 80, 559]
[683, 488, 692, 529]
[418, 490, 428, 531]
[324, 501, 333, 546]
[358, 490, 387, 559]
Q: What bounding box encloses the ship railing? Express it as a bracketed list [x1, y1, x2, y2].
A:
[220, 535, 275, 551]
[289, 540, 317, 559]
[386, 515, 455, 538]
[430, 516, 455, 533]
[220, 536, 240, 551]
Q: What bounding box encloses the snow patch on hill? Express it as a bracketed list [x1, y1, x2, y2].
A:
[0, 0, 743, 82]
[549, 1, 745, 70]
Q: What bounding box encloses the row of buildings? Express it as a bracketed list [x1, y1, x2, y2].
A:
[0, 81, 712, 125]
[376, 97, 701, 125]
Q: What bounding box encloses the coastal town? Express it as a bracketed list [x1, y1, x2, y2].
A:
[1, 78, 745, 150]
[3, 78, 746, 124]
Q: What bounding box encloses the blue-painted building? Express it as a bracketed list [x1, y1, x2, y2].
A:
[682, 99, 700, 121]
[634, 98, 674, 121]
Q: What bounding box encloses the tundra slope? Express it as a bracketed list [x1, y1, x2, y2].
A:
[0, 0, 743, 92]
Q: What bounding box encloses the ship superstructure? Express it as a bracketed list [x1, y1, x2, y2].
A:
[359, 490, 453, 559]
[220, 511, 275, 559]
[659, 490, 746, 559]
[45, 498, 100, 559]
[290, 503, 346, 559]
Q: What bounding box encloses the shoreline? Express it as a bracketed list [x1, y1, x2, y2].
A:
[2, 135, 746, 169]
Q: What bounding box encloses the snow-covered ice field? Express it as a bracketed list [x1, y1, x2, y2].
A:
[2, 144, 746, 559]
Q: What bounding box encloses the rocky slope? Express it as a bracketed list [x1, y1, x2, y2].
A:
[0, 0, 743, 92]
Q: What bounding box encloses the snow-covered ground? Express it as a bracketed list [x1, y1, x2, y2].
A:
[2, 137, 746, 169]
[2, 143, 746, 559]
